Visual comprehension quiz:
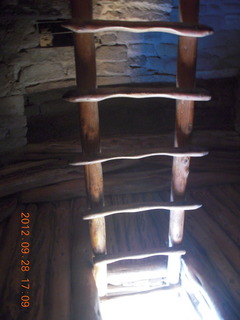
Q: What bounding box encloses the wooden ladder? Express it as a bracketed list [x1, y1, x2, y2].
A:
[64, 0, 213, 299]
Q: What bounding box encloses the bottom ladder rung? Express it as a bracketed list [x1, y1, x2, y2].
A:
[101, 284, 181, 300]
[94, 247, 186, 265]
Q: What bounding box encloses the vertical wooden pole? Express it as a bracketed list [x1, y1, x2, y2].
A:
[69, 0, 107, 297]
[168, 0, 199, 283]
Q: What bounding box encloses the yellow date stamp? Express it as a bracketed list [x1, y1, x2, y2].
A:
[20, 212, 31, 308]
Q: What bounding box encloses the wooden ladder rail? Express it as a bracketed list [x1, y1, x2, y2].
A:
[66, 0, 212, 314]
[70, 0, 107, 302]
[168, 0, 200, 283]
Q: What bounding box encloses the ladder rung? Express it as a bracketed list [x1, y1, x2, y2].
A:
[94, 247, 186, 265]
[63, 20, 213, 37]
[83, 201, 201, 220]
[63, 87, 211, 103]
[101, 284, 181, 300]
[70, 147, 208, 166]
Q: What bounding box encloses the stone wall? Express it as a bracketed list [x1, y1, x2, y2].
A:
[0, 0, 240, 150]
[95, 0, 240, 84]
[0, 95, 27, 150]
[0, 0, 72, 151]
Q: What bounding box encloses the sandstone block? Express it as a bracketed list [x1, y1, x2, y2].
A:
[96, 45, 127, 61]
[130, 67, 149, 76]
[97, 76, 130, 86]
[129, 55, 147, 67]
[0, 116, 27, 129]
[100, 33, 117, 45]
[162, 58, 177, 74]
[93, 0, 172, 21]
[170, 7, 179, 20]
[156, 43, 177, 58]
[146, 57, 164, 71]
[117, 32, 143, 44]
[9, 127, 27, 138]
[12, 47, 75, 79]
[19, 62, 74, 87]
[160, 33, 178, 45]
[97, 61, 128, 75]
[131, 74, 175, 84]
[128, 44, 156, 57]
[142, 33, 162, 44]
[0, 95, 24, 116]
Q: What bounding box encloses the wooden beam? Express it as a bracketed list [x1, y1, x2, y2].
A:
[0, 197, 17, 223]
[0, 141, 238, 200]
[63, 20, 213, 37]
[48, 202, 71, 320]
[19, 172, 240, 203]
[1, 131, 238, 166]
[63, 87, 211, 103]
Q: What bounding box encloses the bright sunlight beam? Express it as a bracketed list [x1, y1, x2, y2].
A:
[100, 260, 220, 320]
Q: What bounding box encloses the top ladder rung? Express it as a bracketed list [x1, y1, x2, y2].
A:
[63, 87, 211, 103]
[63, 20, 213, 37]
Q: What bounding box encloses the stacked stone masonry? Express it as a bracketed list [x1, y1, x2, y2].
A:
[0, 0, 240, 150]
